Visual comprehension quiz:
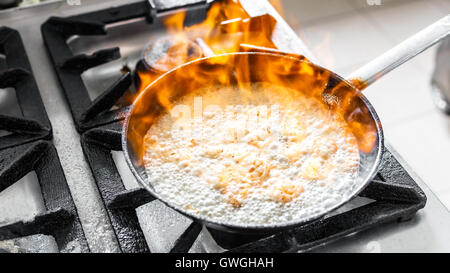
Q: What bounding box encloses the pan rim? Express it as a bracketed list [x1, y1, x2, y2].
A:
[122, 52, 384, 232]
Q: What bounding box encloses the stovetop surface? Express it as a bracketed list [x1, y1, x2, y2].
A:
[0, 0, 449, 253]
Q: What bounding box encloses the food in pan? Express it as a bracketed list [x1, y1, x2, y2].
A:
[143, 83, 360, 225]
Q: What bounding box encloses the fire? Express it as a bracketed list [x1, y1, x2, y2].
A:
[126, 0, 379, 177]
[136, 0, 278, 89]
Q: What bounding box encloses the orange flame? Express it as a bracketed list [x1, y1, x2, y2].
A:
[136, 0, 279, 88]
[126, 0, 379, 198]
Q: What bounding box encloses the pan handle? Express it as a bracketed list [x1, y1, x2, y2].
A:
[347, 15, 450, 91]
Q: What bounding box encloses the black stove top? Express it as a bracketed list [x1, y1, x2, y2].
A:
[0, 0, 427, 253]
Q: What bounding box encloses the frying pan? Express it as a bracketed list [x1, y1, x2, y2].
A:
[122, 16, 449, 233]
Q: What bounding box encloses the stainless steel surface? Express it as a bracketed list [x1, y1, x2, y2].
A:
[0, 87, 21, 137]
[0, 234, 58, 253]
[0, 172, 46, 226]
[0, 0, 62, 15]
[0, 0, 448, 252]
[348, 15, 450, 89]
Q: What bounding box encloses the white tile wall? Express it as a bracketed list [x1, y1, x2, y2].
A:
[282, 0, 450, 209]
[359, 0, 446, 44]
[298, 9, 392, 70]
[282, 0, 355, 26]
[440, 188, 450, 209]
[364, 60, 436, 127]
[386, 111, 450, 205]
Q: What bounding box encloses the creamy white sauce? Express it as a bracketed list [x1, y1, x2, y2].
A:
[143, 83, 360, 225]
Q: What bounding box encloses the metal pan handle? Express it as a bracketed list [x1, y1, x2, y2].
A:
[347, 15, 450, 91]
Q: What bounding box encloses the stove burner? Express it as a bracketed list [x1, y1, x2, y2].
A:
[135, 36, 204, 90]
[142, 37, 203, 72]
[0, 27, 88, 253]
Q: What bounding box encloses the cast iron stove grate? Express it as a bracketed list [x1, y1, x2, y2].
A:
[0, 141, 90, 253]
[0, 26, 51, 150]
[81, 121, 426, 253]
[0, 27, 89, 253]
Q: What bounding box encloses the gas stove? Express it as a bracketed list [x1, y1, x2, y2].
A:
[0, 0, 449, 253]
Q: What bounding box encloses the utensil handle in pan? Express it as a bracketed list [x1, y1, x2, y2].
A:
[347, 15, 450, 91]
